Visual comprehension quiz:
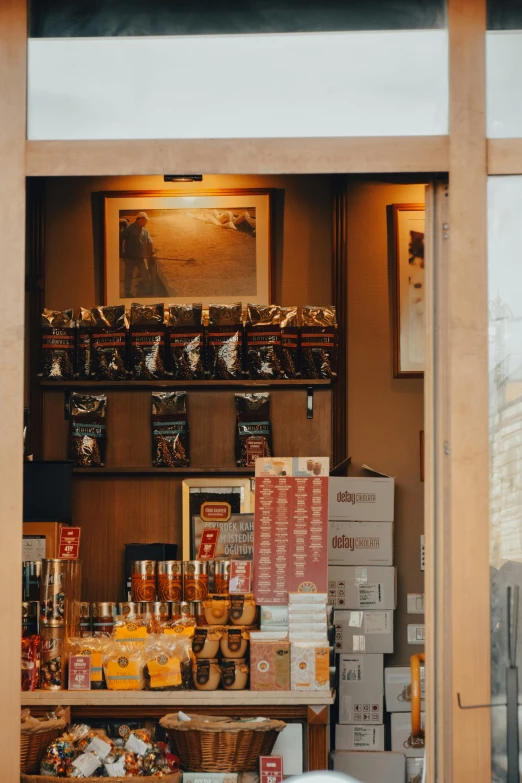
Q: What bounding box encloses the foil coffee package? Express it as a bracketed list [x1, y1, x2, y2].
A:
[152, 391, 190, 467]
[235, 392, 272, 468]
[207, 303, 244, 380]
[246, 304, 283, 380]
[167, 303, 205, 380]
[71, 392, 107, 468]
[41, 308, 75, 380]
[300, 305, 338, 379]
[91, 305, 128, 380]
[129, 302, 166, 380]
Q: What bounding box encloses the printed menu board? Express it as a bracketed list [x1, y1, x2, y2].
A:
[254, 457, 329, 605]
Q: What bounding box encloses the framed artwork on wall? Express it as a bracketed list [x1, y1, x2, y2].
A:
[387, 202, 425, 378]
[102, 189, 274, 307]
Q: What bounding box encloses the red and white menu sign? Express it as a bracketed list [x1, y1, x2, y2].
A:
[254, 457, 329, 605]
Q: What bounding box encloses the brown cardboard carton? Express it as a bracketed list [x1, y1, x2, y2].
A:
[250, 639, 290, 691]
[23, 521, 62, 560]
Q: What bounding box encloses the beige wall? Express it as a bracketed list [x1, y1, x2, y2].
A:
[346, 181, 425, 666]
[44, 174, 333, 310]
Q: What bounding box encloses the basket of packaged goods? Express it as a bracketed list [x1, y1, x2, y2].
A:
[20, 710, 68, 775]
[159, 713, 286, 772]
[20, 724, 180, 781]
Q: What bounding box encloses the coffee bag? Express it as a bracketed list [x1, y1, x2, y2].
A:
[300, 305, 338, 379]
[130, 302, 166, 379]
[207, 303, 243, 380]
[235, 392, 272, 468]
[152, 391, 190, 467]
[71, 393, 107, 468]
[41, 308, 75, 380]
[246, 304, 282, 380]
[91, 305, 128, 380]
[167, 303, 205, 380]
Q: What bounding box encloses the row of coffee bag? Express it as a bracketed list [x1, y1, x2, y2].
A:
[41, 303, 337, 381]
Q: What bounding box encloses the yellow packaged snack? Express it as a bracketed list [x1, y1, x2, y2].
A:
[66, 636, 110, 689]
[103, 641, 146, 690]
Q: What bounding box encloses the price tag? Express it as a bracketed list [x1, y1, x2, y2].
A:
[86, 736, 112, 759]
[68, 655, 91, 690]
[72, 752, 101, 777]
[125, 734, 149, 756]
[197, 528, 220, 560]
[229, 560, 252, 594]
[58, 526, 81, 559]
[260, 755, 283, 783]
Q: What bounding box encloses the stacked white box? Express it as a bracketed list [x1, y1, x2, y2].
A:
[288, 593, 330, 691]
[338, 653, 384, 724]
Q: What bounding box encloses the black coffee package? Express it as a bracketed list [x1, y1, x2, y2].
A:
[130, 302, 166, 379]
[280, 306, 300, 379]
[91, 305, 128, 380]
[71, 392, 107, 468]
[77, 307, 95, 379]
[246, 304, 282, 380]
[235, 392, 272, 468]
[300, 305, 338, 379]
[152, 391, 190, 467]
[40, 308, 75, 380]
[207, 303, 243, 380]
[167, 303, 205, 380]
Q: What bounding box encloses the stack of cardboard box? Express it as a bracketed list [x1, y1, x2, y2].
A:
[329, 476, 406, 783]
[386, 666, 425, 782]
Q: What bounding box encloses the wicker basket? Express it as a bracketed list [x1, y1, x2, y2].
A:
[160, 713, 286, 772]
[20, 718, 67, 775]
[21, 774, 181, 783]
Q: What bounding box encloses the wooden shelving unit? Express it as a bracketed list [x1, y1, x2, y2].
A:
[74, 467, 254, 475]
[41, 379, 332, 389]
[22, 690, 335, 707]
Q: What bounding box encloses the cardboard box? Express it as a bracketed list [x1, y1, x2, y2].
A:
[329, 477, 395, 522]
[290, 643, 330, 691]
[328, 566, 396, 609]
[391, 712, 425, 757]
[272, 723, 303, 776]
[406, 757, 425, 782]
[385, 666, 426, 712]
[333, 751, 405, 783]
[335, 724, 385, 751]
[328, 520, 394, 566]
[23, 521, 62, 561]
[334, 610, 394, 654]
[338, 654, 384, 724]
[250, 639, 290, 691]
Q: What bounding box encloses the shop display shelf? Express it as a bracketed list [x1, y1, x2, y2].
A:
[73, 467, 254, 475]
[41, 379, 332, 389]
[22, 689, 335, 707]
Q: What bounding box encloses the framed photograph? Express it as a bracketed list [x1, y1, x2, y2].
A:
[182, 478, 253, 560]
[388, 203, 425, 378]
[102, 189, 274, 307]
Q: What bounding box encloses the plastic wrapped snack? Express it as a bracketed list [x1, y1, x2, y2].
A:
[144, 633, 194, 691]
[103, 640, 146, 691]
[66, 636, 110, 690]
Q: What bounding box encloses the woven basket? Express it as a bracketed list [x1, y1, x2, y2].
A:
[20, 719, 67, 775]
[160, 713, 286, 772]
[21, 774, 181, 783]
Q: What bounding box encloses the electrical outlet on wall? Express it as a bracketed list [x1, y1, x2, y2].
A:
[408, 624, 425, 644]
[407, 594, 425, 614]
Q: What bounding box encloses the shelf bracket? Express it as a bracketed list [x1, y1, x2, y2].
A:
[64, 389, 72, 420]
[307, 386, 314, 419]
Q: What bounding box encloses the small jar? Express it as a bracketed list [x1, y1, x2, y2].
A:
[131, 561, 157, 602]
[213, 560, 231, 595]
[192, 627, 223, 659]
[229, 594, 257, 626]
[193, 658, 221, 691]
[219, 627, 249, 659]
[203, 595, 231, 626]
[221, 658, 249, 690]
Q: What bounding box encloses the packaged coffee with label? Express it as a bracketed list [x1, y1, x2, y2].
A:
[41, 308, 75, 380]
[300, 305, 338, 379]
[246, 304, 282, 380]
[151, 391, 190, 467]
[167, 303, 205, 380]
[207, 303, 244, 380]
[280, 306, 300, 379]
[71, 392, 107, 468]
[235, 393, 272, 468]
[130, 302, 166, 379]
[77, 307, 95, 379]
[91, 305, 128, 380]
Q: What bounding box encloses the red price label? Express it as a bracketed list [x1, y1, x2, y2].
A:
[229, 560, 252, 594]
[260, 756, 283, 783]
[58, 526, 81, 559]
[197, 528, 220, 560]
[68, 655, 91, 690]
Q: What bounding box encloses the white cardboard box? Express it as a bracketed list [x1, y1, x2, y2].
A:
[328, 566, 396, 609]
[338, 654, 384, 725]
[333, 751, 405, 783]
[328, 520, 394, 566]
[335, 724, 385, 751]
[334, 610, 394, 654]
[329, 477, 395, 521]
[272, 722, 303, 776]
[391, 712, 425, 758]
[385, 666, 426, 712]
[406, 757, 425, 782]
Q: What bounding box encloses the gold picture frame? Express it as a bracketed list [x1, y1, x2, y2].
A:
[181, 478, 253, 560]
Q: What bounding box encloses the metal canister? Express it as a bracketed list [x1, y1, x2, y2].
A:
[169, 602, 183, 621]
[22, 601, 39, 637]
[144, 601, 170, 620]
[79, 602, 91, 637]
[157, 561, 183, 602]
[181, 601, 205, 626]
[183, 560, 209, 602]
[213, 560, 231, 595]
[118, 602, 147, 619]
[22, 560, 41, 602]
[40, 559, 82, 627]
[92, 602, 117, 637]
[40, 625, 66, 690]
[131, 560, 157, 602]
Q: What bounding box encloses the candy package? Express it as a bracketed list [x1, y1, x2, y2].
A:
[245, 304, 282, 380]
[235, 392, 273, 468]
[71, 392, 107, 468]
[91, 305, 128, 380]
[40, 308, 75, 380]
[152, 391, 190, 468]
[207, 303, 244, 380]
[21, 635, 41, 692]
[130, 302, 166, 379]
[167, 303, 205, 380]
[300, 305, 338, 379]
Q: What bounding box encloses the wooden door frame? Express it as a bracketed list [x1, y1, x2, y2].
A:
[2, 0, 511, 779]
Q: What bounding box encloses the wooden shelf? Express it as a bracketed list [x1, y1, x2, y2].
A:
[41, 379, 332, 390]
[22, 689, 335, 707]
[73, 467, 254, 475]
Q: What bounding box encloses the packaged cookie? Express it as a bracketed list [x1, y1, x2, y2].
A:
[70, 392, 107, 468]
[300, 305, 338, 379]
[40, 308, 75, 380]
[152, 391, 190, 467]
[235, 392, 272, 468]
[246, 304, 282, 379]
[207, 303, 243, 380]
[130, 302, 166, 379]
[91, 305, 128, 380]
[167, 303, 205, 380]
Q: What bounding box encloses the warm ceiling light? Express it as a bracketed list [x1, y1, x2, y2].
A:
[163, 175, 203, 182]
